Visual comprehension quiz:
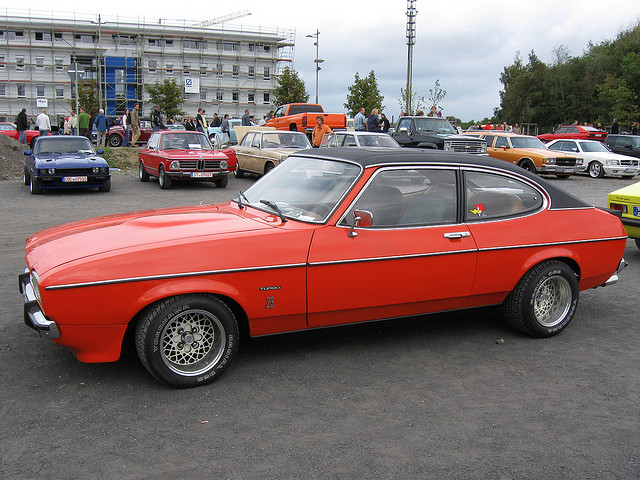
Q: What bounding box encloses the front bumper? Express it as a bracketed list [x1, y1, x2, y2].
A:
[18, 269, 60, 338]
[34, 173, 110, 189]
[539, 165, 578, 173]
[166, 171, 229, 179]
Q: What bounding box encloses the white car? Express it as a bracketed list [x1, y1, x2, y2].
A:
[320, 131, 400, 148]
[546, 139, 639, 178]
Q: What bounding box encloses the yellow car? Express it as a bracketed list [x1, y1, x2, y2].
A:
[608, 181, 640, 248]
[466, 131, 583, 178]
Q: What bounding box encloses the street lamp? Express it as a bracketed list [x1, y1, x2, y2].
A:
[306, 30, 324, 104]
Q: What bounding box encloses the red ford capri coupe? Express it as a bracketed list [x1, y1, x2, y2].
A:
[537, 125, 608, 143]
[138, 130, 236, 189]
[20, 149, 627, 387]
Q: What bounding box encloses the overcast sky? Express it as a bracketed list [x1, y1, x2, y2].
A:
[16, 1, 640, 122]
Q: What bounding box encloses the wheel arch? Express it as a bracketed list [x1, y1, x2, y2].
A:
[517, 254, 581, 286]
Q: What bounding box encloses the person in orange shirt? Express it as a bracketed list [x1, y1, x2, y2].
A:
[312, 116, 332, 147]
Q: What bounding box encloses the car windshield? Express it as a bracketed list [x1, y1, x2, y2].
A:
[357, 134, 400, 147]
[579, 141, 609, 152]
[510, 136, 545, 149]
[414, 118, 457, 134]
[0, 124, 15, 131]
[34, 137, 95, 154]
[160, 133, 211, 150]
[261, 132, 311, 149]
[237, 156, 361, 223]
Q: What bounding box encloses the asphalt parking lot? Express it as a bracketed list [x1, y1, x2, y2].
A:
[1, 170, 638, 479]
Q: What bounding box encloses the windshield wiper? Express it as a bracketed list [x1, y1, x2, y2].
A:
[237, 191, 249, 209]
[260, 199, 287, 223]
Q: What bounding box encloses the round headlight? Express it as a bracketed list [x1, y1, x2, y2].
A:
[48, 168, 55, 175]
[92, 167, 100, 173]
[170, 160, 180, 170]
[219, 160, 228, 169]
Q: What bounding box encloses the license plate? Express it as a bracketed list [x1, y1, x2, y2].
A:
[62, 176, 88, 182]
[562, 168, 574, 173]
[634, 206, 640, 217]
[191, 172, 213, 178]
[594, 134, 602, 137]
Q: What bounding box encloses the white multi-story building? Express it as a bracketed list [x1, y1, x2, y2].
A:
[0, 10, 295, 126]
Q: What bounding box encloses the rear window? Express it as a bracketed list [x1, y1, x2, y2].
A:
[288, 104, 324, 115]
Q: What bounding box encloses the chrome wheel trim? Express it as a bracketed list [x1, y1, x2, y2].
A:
[533, 276, 572, 327]
[588, 162, 602, 178]
[160, 308, 226, 376]
[138, 162, 144, 180]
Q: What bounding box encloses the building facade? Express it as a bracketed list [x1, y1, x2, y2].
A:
[0, 11, 295, 126]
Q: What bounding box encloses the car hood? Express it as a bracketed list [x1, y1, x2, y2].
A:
[25, 203, 303, 284]
[579, 151, 638, 162]
[34, 153, 109, 168]
[152, 149, 228, 159]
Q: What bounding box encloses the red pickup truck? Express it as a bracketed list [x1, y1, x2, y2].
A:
[266, 103, 346, 135]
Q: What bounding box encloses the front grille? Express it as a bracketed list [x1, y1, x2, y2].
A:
[556, 157, 578, 167]
[620, 159, 638, 166]
[446, 140, 486, 154]
[177, 160, 223, 170]
[50, 168, 92, 175]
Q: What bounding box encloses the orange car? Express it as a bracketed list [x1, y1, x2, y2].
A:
[466, 131, 583, 178]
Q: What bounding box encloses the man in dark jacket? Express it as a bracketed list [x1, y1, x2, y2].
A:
[151, 106, 165, 131]
[16, 108, 28, 145]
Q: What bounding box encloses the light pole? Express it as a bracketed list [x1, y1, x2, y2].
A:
[406, 0, 417, 114]
[306, 30, 324, 104]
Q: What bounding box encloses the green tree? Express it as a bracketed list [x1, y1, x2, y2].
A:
[428, 79, 447, 110]
[73, 80, 99, 118]
[144, 79, 185, 119]
[398, 86, 426, 115]
[345, 71, 385, 117]
[272, 67, 309, 105]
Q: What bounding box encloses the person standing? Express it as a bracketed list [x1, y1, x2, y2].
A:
[354, 107, 366, 131]
[184, 116, 196, 131]
[380, 112, 390, 133]
[16, 108, 28, 145]
[151, 106, 164, 132]
[241, 109, 252, 126]
[122, 109, 130, 147]
[196, 108, 206, 133]
[366, 108, 382, 133]
[312, 116, 332, 147]
[69, 110, 78, 135]
[220, 114, 230, 143]
[36, 109, 51, 137]
[211, 112, 221, 127]
[78, 108, 90, 140]
[611, 118, 619, 134]
[130, 103, 141, 145]
[95, 109, 108, 147]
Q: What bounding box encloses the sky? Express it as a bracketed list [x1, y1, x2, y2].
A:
[12, 1, 640, 122]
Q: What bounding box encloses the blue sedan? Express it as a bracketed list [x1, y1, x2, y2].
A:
[23, 136, 111, 194]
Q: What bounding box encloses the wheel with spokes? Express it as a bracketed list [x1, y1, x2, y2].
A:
[588, 161, 604, 178]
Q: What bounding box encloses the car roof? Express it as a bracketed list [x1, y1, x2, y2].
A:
[292, 147, 590, 209]
[336, 131, 390, 136]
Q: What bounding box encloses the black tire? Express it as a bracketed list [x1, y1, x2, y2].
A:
[234, 166, 245, 178]
[588, 161, 605, 178]
[503, 260, 579, 337]
[98, 178, 111, 192]
[135, 294, 239, 387]
[264, 162, 275, 175]
[23, 167, 30, 186]
[139, 162, 150, 182]
[214, 174, 228, 188]
[108, 134, 123, 147]
[158, 166, 172, 189]
[518, 159, 536, 173]
[30, 175, 42, 194]
[635, 238, 640, 249]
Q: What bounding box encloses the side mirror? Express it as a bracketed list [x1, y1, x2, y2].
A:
[501, 145, 509, 150]
[347, 209, 373, 238]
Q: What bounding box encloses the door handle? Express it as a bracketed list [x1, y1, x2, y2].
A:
[443, 231, 471, 239]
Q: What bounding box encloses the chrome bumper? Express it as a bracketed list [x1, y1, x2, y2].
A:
[19, 269, 60, 338]
[601, 258, 628, 287]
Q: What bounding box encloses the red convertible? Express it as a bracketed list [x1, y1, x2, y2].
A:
[138, 130, 236, 189]
[20, 149, 627, 387]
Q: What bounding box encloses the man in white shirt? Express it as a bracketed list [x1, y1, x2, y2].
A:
[36, 109, 51, 137]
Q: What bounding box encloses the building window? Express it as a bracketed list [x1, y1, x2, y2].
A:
[216, 90, 223, 102]
[248, 66, 255, 78]
[16, 56, 25, 71]
[184, 39, 205, 49]
[248, 92, 255, 103]
[36, 85, 45, 98]
[263, 45, 271, 53]
[0, 55, 5, 70]
[35, 57, 45, 70]
[217, 41, 239, 51]
[183, 62, 190, 75]
[232, 65, 239, 78]
[200, 89, 207, 101]
[263, 92, 270, 104]
[54, 57, 64, 72]
[35, 32, 52, 42]
[200, 64, 207, 76]
[9, 31, 24, 40]
[74, 34, 95, 44]
[149, 60, 156, 74]
[216, 64, 223, 78]
[17, 84, 26, 97]
[263, 67, 270, 80]
[0, 84, 6, 96]
[165, 39, 173, 47]
[54, 32, 63, 42]
[166, 62, 174, 75]
[232, 92, 239, 103]
[55, 86, 64, 98]
[248, 43, 256, 52]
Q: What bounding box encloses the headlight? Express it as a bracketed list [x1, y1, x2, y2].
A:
[480, 144, 487, 153]
[280, 155, 288, 161]
[543, 158, 556, 164]
[576, 158, 583, 165]
[219, 160, 228, 169]
[92, 167, 100, 173]
[606, 159, 620, 166]
[48, 168, 55, 174]
[170, 161, 180, 170]
[31, 270, 42, 305]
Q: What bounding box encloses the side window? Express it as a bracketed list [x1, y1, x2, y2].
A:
[147, 133, 160, 149]
[343, 135, 357, 146]
[242, 133, 254, 147]
[617, 137, 631, 147]
[566, 126, 579, 133]
[252, 135, 261, 148]
[484, 135, 496, 147]
[555, 127, 568, 134]
[465, 171, 543, 221]
[397, 118, 412, 132]
[564, 141, 578, 152]
[341, 168, 457, 228]
[494, 136, 508, 148]
[547, 141, 562, 151]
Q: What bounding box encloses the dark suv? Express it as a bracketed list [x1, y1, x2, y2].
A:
[392, 116, 487, 154]
[604, 135, 640, 158]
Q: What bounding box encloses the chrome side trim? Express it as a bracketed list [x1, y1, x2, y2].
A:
[477, 236, 628, 253]
[309, 248, 478, 267]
